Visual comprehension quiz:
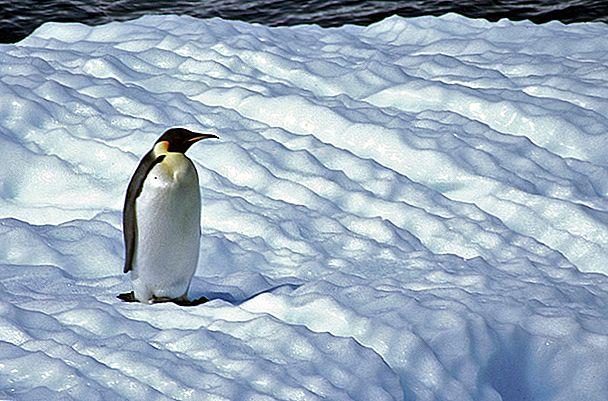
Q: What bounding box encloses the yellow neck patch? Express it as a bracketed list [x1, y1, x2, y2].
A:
[153, 141, 170, 157]
[153, 143, 190, 180]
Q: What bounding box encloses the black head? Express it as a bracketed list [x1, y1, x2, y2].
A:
[156, 128, 219, 153]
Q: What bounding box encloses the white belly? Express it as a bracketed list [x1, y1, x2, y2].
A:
[131, 154, 201, 302]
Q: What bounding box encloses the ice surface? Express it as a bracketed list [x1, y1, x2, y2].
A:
[1, 13, 608, 401]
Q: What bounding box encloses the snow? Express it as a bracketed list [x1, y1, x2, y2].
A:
[1, 12, 608, 401]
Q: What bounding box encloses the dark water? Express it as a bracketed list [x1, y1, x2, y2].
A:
[1, 0, 607, 44]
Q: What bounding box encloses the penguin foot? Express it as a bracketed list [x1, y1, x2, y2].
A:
[117, 291, 138, 302]
[150, 296, 173, 304]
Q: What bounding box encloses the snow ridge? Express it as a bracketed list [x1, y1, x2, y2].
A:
[0, 14, 607, 401]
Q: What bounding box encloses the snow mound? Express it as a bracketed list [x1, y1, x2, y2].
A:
[0, 13, 607, 401]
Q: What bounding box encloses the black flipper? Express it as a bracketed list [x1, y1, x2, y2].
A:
[122, 152, 166, 273]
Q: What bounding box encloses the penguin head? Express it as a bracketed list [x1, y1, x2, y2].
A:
[155, 128, 219, 154]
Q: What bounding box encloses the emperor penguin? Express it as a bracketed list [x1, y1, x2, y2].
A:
[119, 127, 218, 305]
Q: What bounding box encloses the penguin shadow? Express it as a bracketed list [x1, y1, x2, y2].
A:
[117, 292, 209, 306]
[117, 283, 301, 307]
[197, 282, 302, 306]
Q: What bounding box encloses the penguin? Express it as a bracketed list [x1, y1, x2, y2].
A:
[118, 127, 218, 306]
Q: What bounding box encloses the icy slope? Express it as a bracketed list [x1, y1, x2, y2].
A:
[0, 13, 607, 401]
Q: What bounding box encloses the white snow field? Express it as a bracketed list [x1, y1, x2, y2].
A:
[1, 12, 608, 401]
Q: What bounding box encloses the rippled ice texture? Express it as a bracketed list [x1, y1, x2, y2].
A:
[1, 13, 607, 401]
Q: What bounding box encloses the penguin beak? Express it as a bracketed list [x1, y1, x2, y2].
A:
[188, 133, 219, 143]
